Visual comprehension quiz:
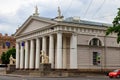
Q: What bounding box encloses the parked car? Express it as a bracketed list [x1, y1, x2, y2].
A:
[109, 69, 120, 78]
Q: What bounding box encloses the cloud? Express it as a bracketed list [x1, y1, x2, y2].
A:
[0, 0, 120, 35]
[0, 23, 15, 35]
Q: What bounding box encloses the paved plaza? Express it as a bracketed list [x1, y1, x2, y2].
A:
[0, 68, 118, 80]
[0, 75, 119, 80]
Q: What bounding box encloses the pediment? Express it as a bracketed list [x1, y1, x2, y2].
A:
[20, 20, 51, 34]
[14, 16, 56, 37]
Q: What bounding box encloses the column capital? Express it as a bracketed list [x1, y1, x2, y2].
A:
[48, 34, 54, 36]
[30, 39, 34, 43]
[71, 33, 77, 36]
[57, 31, 63, 34]
[35, 37, 40, 40]
[41, 36, 47, 38]
[24, 40, 27, 42]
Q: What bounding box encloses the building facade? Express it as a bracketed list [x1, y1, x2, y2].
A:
[14, 8, 120, 70]
[0, 33, 15, 63]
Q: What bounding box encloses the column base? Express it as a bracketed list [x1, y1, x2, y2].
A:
[24, 68, 29, 70]
[16, 68, 19, 70]
[7, 64, 16, 72]
[29, 68, 35, 70]
[39, 63, 51, 71]
[35, 68, 39, 70]
[20, 68, 24, 70]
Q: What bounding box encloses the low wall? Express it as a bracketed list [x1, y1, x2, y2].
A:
[6, 69, 113, 77]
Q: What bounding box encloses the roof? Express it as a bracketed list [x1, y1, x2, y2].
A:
[30, 16, 112, 27]
[63, 17, 112, 27]
[14, 16, 111, 37]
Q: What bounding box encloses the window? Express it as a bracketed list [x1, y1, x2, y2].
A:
[93, 52, 101, 65]
[93, 38, 98, 46]
[12, 46, 15, 48]
[2, 43, 5, 49]
[89, 38, 102, 46]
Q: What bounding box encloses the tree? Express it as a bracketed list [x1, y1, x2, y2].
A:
[106, 8, 120, 43]
[1, 52, 7, 64]
[1, 48, 16, 64]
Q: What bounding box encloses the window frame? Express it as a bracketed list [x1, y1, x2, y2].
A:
[89, 38, 102, 46]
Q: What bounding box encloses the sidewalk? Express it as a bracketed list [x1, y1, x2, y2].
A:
[0, 68, 108, 78]
[0, 72, 108, 78]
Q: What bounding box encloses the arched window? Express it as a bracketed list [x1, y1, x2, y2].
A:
[89, 38, 102, 46]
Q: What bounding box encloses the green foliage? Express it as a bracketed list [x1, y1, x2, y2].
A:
[1, 52, 7, 64]
[106, 8, 120, 43]
[1, 48, 16, 64]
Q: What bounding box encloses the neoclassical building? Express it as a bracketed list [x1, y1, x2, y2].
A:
[14, 7, 120, 70]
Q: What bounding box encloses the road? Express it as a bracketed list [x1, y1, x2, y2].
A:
[0, 75, 119, 80]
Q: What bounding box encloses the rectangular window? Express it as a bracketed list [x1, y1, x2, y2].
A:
[2, 43, 5, 49]
[93, 52, 97, 65]
[93, 52, 100, 65]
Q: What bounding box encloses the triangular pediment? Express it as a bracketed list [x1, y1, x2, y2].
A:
[14, 16, 57, 37]
[20, 20, 52, 34]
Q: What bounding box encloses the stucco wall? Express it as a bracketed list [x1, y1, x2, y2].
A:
[77, 33, 120, 69]
[106, 47, 120, 69]
[77, 46, 90, 69]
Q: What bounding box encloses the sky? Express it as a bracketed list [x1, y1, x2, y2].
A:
[0, 0, 120, 35]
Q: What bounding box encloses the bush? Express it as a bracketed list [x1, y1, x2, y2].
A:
[1, 48, 16, 64]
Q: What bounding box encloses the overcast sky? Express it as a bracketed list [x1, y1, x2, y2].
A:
[0, 0, 119, 35]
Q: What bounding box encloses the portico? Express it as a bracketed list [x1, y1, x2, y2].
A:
[15, 32, 77, 69]
[14, 6, 79, 70]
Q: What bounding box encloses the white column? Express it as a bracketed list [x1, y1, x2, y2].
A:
[70, 34, 78, 69]
[63, 37, 67, 69]
[35, 38, 40, 69]
[25, 40, 29, 69]
[42, 36, 46, 63]
[20, 42, 24, 69]
[42, 36, 46, 53]
[29, 39, 35, 69]
[56, 32, 62, 68]
[16, 42, 20, 69]
[49, 34, 54, 68]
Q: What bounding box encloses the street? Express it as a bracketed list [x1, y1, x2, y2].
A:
[0, 75, 119, 80]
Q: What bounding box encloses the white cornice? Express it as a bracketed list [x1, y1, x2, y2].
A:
[16, 25, 110, 42]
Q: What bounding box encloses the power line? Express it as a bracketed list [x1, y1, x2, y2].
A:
[63, 0, 73, 15]
[93, 14, 116, 19]
[83, 0, 94, 18]
[92, 0, 106, 18]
